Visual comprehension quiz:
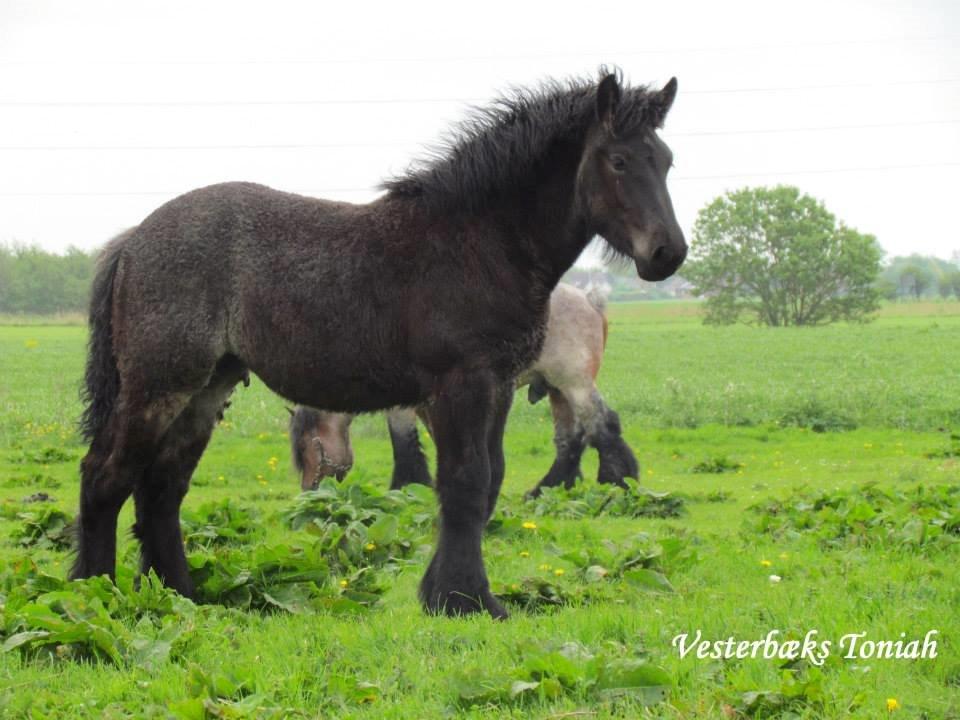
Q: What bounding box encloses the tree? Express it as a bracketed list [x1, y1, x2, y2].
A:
[937, 273, 955, 299]
[944, 270, 960, 300]
[897, 264, 933, 300]
[684, 186, 882, 326]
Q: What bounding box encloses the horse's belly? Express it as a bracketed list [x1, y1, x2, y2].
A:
[251, 359, 425, 413]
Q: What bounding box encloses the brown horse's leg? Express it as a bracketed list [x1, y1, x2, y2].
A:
[524, 387, 586, 499]
[484, 383, 514, 521]
[133, 359, 246, 597]
[419, 369, 506, 619]
[72, 392, 190, 582]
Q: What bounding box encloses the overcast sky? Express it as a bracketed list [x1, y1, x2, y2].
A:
[1, 0, 958, 265]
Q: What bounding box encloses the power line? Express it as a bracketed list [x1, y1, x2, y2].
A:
[674, 161, 960, 181]
[1, 118, 957, 151]
[1, 34, 955, 66]
[0, 141, 415, 151]
[2, 161, 958, 198]
[1, 77, 958, 108]
[673, 118, 960, 137]
[0, 187, 371, 198]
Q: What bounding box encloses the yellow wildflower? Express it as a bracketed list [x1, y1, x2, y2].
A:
[519, 551, 530, 558]
[522, 521, 537, 530]
[760, 559, 772, 567]
[554, 569, 565, 576]
[365, 543, 376, 551]
[339, 579, 348, 588]
[886, 698, 900, 712]
[538, 564, 551, 571]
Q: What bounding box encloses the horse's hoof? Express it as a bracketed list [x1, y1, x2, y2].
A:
[421, 588, 508, 619]
[419, 563, 508, 619]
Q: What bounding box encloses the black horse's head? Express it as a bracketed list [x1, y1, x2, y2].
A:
[577, 73, 686, 281]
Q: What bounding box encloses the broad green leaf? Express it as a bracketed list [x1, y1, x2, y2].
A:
[623, 568, 675, 593]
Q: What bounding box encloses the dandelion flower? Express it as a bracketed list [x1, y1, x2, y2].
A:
[554, 568, 565, 576]
[760, 559, 772, 567]
[522, 521, 537, 530]
[365, 543, 376, 551]
[339, 579, 348, 588]
[539, 564, 551, 571]
[519, 551, 530, 558]
[886, 698, 900, 712]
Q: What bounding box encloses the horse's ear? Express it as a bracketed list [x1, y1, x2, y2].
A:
[596, 73, 621, 130]
[651, 77, 678, 127]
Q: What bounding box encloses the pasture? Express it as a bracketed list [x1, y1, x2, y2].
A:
[0, 302, 958, 718]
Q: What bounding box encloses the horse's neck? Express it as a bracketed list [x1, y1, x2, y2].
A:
[492, 146, 592, 290]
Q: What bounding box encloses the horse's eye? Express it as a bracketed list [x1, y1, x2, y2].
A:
[609, 154, 627, 173]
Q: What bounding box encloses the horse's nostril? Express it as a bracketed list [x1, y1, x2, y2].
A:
[651, 245, 666, 262]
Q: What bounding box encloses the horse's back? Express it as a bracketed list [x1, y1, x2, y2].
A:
[110, 182, 382, 396]
[532, 283, 607, 388]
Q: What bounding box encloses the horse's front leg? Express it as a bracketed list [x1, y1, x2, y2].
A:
[420, 369, 507, 619]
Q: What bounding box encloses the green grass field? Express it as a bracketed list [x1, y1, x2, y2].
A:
[1, 302, 958, 718]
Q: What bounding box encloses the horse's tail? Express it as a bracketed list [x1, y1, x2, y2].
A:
[79, 229, 131, 442]
[585, 285, 609, 349]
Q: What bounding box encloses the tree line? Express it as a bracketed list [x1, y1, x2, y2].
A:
[0, 244, 96, 314]
[879, 255, 960, 301]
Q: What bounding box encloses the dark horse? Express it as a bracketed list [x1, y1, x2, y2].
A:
[73, 70, 686, 618]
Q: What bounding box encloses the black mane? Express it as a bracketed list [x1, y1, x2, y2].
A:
[381, 70, 667, 214]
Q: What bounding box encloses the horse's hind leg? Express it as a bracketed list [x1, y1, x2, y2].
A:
[72, 392, 190, 582]
[524, 387, 586, 499]
[133, 357, 246, 596]
[584, 389, 639, 487]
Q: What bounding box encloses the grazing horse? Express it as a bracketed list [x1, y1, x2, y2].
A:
[72, 70, 686, 618]
[291, 283, 639, 496]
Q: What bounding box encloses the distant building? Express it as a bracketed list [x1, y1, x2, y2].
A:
[563, 266, 694, 301]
